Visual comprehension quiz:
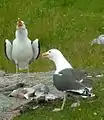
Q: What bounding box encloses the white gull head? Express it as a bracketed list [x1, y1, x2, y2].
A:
[42, 49, 73, 74]
[16, 18, 28, 38]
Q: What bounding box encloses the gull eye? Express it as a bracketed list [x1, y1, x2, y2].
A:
[49, 50, 51, 53]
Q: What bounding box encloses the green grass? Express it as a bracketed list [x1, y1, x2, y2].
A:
[0, 0, 104, 119]
[1, 0, 104, 72]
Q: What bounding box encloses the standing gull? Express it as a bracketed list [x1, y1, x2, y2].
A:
[42, 49, 95, 112]
[4, 18, 40, 75]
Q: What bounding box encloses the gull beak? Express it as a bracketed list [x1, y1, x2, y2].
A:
[42, 52, 49, 58]
[17, 18, 23, 28]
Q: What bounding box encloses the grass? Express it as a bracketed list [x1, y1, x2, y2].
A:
[1, 0, 104, 72]
[0, 0, 104, 119]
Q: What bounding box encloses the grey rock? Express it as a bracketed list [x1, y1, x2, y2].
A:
[70, 101, 80, 108]
[0, 71, 63, 120]
[0, 70, 5, 77]
[0, 69, 102, 120]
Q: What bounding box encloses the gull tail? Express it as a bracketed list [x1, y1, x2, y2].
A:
[81, 88, 95, 98]
[18, 62, 28, 70]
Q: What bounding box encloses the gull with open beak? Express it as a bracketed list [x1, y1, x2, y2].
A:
[4, 18, 40, 75]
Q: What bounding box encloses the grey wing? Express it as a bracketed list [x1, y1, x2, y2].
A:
[63, 68, 92, 88]
[71, 68, 88, 80]
[29, 39, 40, 64]
[59, 68, 88, 80]
[53, 70, 84, 91]
[4, 39, 13, 61]
[53, 69, 92, 96]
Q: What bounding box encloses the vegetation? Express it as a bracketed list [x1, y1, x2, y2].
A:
[0, 0, 104, 119]
[1, 0, 104, 73]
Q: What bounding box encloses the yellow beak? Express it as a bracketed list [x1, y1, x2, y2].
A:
[42, 52, 49, 58]
[17, 18, 23, 27]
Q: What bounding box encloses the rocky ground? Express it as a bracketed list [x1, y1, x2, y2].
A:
[0, 69, 103, 120]
[0, 70, 65, 120]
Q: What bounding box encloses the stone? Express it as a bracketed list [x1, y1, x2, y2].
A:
[0, 70, 5, 77]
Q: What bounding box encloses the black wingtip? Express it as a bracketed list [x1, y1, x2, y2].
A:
[35, 39, 40, 60]
[4, 40, 14, 62]
[29, 39, 41, 64]
[4, 40, 9, 60]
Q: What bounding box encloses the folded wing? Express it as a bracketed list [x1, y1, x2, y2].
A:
[53, 68, 92, 97]
[4, 39, 13, 61]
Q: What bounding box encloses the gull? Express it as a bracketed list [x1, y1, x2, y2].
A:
[42, 49, 95, 112]
[4, 18, 40, 76]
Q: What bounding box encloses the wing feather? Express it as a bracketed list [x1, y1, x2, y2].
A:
[4, 39, 13, 61]
[29, 39, 40, 64]
[53, 69, 92, 96]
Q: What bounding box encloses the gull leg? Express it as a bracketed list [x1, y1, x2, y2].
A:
[61, 94, 66, 110]
[13, 65, 19, 77]
[27, 67, 29, 77]
[16, 65, 18, 74]
[53, 93, 66, 112]
[27, 66, 34, 78]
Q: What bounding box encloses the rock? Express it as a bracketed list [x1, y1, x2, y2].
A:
[70, 101, 80, 108]
[0, 70, 101, 120]
[0, 83, 25, 92]
[9, 83, 61, 101]
[23, 87, 35, 99]
[0, 71, 55, 120]
[40, 85, 50, 94]
[45, 93, 58, 101]
[0, 70, 5, 77]
[9, 88, 27, 99]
